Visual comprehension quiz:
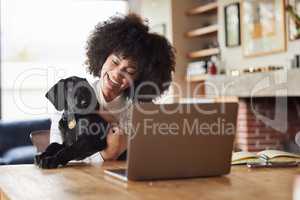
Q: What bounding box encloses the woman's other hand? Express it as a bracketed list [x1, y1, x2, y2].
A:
[100, 125, 127, 160]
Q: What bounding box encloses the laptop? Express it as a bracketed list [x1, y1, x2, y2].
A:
[104, 102, 238, 181]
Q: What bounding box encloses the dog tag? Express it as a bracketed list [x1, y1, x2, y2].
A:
[68, 119, 76, 129]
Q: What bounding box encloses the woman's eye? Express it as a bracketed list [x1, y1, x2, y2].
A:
[126, 69, 136, 75]
[112, 60, 118, 65]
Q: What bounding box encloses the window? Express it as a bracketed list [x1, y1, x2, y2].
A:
[1, 0, 128, 120]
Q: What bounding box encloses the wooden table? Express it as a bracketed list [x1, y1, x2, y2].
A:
[0, 162, 299, 200]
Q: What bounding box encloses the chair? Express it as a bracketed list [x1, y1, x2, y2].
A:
[30, 130, 50, 153]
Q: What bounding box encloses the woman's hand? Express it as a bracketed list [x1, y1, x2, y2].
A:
[100, 125, 127, 161]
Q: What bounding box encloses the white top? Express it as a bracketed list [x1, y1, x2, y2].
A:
[49, 78, 132, 163]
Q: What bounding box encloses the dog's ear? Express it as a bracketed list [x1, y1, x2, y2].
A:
[45, 79, 66, 111]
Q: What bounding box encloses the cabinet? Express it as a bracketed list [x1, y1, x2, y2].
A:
[185, 1, 219, 83]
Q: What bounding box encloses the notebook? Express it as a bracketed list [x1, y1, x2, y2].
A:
[232, 150, 300, 165]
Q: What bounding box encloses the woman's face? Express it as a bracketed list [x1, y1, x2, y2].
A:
[100, 53, 137, 102]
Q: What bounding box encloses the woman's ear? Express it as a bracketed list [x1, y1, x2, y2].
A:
[45, 79, 66, 111]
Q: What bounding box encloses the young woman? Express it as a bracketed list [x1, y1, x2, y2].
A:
[50, 13, 175, 161]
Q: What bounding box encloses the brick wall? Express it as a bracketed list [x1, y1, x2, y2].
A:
[235, 97, 300, 152]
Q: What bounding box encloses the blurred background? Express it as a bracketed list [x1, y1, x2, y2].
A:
[1, 0, 128, 120]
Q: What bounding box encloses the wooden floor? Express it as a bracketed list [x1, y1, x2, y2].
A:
[0, 162, 299, 200]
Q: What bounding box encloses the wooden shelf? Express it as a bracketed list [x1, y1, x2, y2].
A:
[186, 74, 209, 82]
[186, 2, 218, 16]
[186, 24, 218, 38]
[187, 48, 220, 59]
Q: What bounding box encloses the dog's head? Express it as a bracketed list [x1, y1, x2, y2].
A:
[46, 76, 99, 114]
[46, 76, 108, 147]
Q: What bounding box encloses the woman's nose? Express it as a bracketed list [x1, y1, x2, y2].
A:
[111, 68, 124, 82]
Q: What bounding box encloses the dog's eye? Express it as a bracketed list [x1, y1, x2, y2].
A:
[81, 100, 87, 106]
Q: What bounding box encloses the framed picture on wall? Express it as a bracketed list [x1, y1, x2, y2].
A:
[224, 3, 241, 47]
[287, 0, 300, 40]
[241, 0, 286, 57]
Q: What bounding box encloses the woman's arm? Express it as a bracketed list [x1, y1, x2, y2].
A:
[51, 108, 127, 161]
[49, 111, 63, 144]
[98, 102, 132, 161]
[100, 125, 127, 160]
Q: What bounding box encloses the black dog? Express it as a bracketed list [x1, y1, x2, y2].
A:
[35, 76, 109, 169]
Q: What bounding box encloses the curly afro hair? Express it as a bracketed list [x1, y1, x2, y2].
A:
[85, 13, 175, 102]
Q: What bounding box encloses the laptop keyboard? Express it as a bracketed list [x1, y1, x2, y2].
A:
[108, 168, 127, 176]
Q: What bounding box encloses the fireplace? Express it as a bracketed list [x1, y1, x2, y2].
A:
[235, 97, 300, 152]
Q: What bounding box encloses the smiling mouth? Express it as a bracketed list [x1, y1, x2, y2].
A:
[106, 73, 121, 87]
